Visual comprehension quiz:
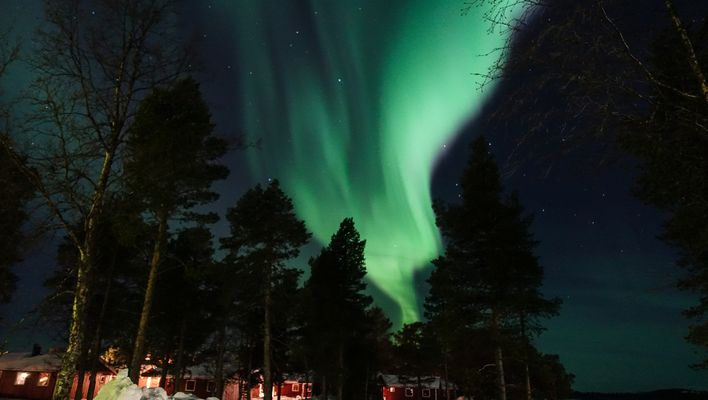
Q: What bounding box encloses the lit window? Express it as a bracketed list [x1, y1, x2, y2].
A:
[37, 372, 51, 387]
[405, 388, 414, 398]
[15, 372, 30, 385]
[389, 387, 395, 393]
[185, 380, 196, 392]
[292, 383, 300, 392]
[207, 381, 215, 392]
[422, 389, 431, 398]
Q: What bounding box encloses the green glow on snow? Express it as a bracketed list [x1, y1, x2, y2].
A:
[221, 0, 522, 325]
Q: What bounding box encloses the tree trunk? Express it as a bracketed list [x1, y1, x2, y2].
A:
[321, 375, 327, 400]
[240, 339, 254, 400]
[443, 353, 449, 400]
[363, 361, 369, 400]
[86, 335, 103, 400]
[173, 317, 188, 394]
[263, 265, 273, 400]
[492, 313, 506, 400]
[53, 253, 92, 400]
[523, 362, 532, 400]
[129, 209, 168, 383]
[215, 323, 227, 398]
[304, 371, 309, 400]
[159, 354, 169, 390]
[87, 252, 116, 400]
[494, 346, 507, 400]
[74, 323, 93, 400]
[336, 339, 344, 400]
[416, 376, 421, 400]
[520, 315, 531, 400]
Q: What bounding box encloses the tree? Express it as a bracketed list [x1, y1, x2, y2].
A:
[303, 218, 374, 400]
[391, 322, 439, 400]
[426, 136, 560, 400]
[476, 0, 708, 366]
[147, 226, 218, 392]
[360, 307, 393, 400]
[123, 76, 228, 381]
[0, 153, 34, 307]
[221, 181, 310, 400]
[619, 18, 708, 368]
[0, 26, 33, 318]
[0, 1, 189, 397]
[530, 352, 574, 400]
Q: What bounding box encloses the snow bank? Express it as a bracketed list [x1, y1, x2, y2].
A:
[95, 370, 216, 400]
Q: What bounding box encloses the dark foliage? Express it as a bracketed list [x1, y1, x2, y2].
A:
[221, 181, 310, 400]
[426, 136, 562, 399]
[0, 153, 33, 305]
[302, 218, 387, 400]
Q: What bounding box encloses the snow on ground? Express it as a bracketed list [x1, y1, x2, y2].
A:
[94, 370, 218, 400]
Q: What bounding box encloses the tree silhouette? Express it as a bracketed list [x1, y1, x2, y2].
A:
[123, 77, 228, 381]
[303, 218, 374, 400]
[426, 136, 560, 400]
[221, 181, 310, 400]
[0, 1, 190, 396]
[0, 153, 33, 308]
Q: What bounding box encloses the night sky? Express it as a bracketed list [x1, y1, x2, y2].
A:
[1, 0, 706, 393]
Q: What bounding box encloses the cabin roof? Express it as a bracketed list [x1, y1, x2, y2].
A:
[0, 352, 116, 374]
[0, 352, 63, 372]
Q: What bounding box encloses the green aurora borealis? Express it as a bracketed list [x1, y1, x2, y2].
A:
[4, 0, 708, 391]
[220, 1, 522, 323]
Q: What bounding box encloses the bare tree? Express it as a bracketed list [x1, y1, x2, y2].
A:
[0, 1, 189, 398]
[471, 0, 708, 372]
[467, 0, 708, 163]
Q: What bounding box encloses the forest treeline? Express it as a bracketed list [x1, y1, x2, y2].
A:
[0, 69, 573, 400]
[2, 1, 708, 400]
[0, 2, 570, 400]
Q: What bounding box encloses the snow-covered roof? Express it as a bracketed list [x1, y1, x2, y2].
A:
[378, 374, 457, 390]
[0, 352, 63, 372]
[182, 364, 213, 380]
[0, 352, 116, 374]
[278, 373, 312, 383]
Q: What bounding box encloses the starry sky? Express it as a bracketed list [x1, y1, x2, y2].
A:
[1, 0, 707, 393]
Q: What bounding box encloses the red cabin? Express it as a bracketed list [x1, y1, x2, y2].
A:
[379, 374, 456, 400]
[0, 351, 115, 400]
[138, 364, 221, 399]
[249, 375, 313, 400]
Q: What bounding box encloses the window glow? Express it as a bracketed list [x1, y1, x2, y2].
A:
[15, 372, 30, 385]
[37, 372, 50, 387]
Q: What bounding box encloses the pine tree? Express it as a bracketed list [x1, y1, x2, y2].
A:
[0, 153, 33, 308]
[124, 77, 228, 381]
[221, 181, 310, 400]
[426, 136, 560, 400]
[147, 226, 217, 392]
[303, 218, 373, 400]
[0, 22, 29, 315]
